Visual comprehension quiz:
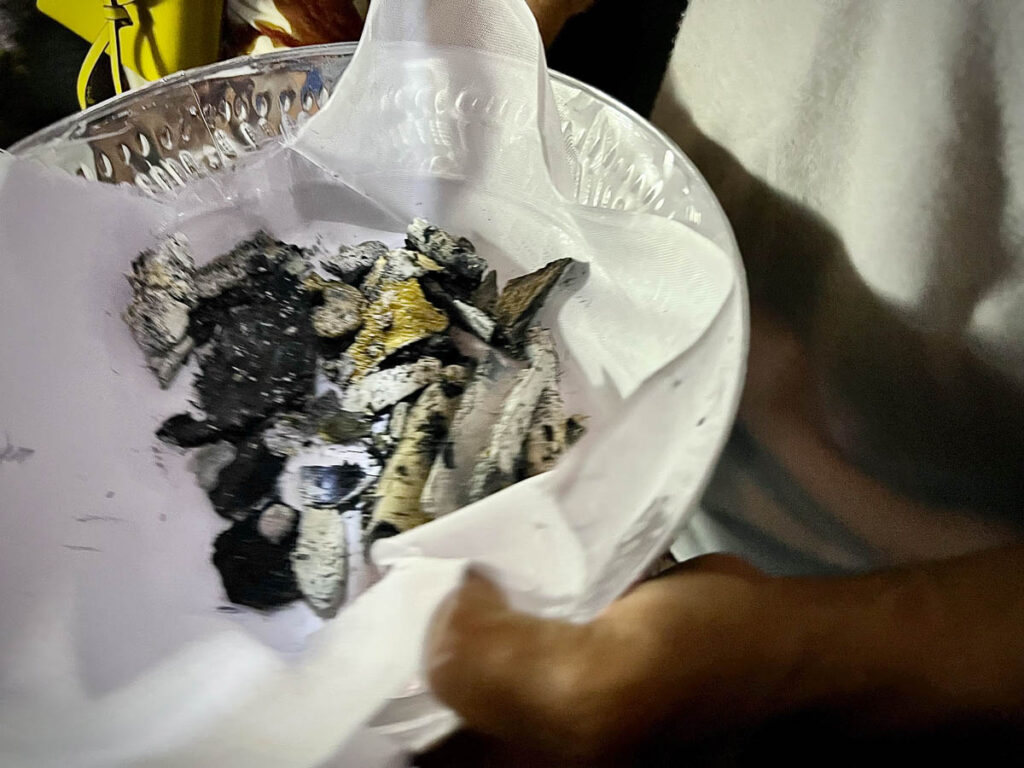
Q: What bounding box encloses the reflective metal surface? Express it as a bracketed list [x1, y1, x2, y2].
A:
[11, 42, 735, 255]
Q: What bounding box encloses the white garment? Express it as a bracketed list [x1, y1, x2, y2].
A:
[655, 0, 1024, 573]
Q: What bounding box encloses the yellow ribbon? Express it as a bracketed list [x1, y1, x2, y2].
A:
[76, 1, 138, 109]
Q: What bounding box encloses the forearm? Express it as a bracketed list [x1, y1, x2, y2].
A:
[591, 547, 1024, 744]
[429, 548, 1024, 758]
[769, 544, 1024, 730]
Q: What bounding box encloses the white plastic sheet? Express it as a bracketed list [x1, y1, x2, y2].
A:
[0, 0, 745, 765]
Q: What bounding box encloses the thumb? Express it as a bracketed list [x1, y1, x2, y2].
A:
[425, 572, 592, 748]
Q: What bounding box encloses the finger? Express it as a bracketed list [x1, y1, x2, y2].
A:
[425, 571, 507, 669]
[425, 573, 596, 752]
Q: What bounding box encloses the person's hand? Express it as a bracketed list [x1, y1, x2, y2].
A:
[428, 543, 1024, 760]
[426, 555, 794, 760]
[525, 0, 595, 46]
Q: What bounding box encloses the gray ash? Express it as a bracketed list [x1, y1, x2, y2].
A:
[121, 235, 198, 387]
[406, 218, 486, 287]
[194, 231, 308, 299]
[319, 412, 372, 443]
[257, 503, 299, 545]
[188, 441, 238, 492]
[312, 284, 365, 339]
[206, 436, 285, 520]
[189, 234, 310, 346]
[156, 413, 224, 448]
[320, 240, 389, 284]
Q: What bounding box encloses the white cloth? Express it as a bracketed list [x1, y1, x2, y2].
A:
[656, 0, 1024, 573]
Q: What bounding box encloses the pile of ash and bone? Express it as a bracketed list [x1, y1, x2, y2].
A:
[124, 219, 585, 615]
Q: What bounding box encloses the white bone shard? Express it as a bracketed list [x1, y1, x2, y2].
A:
[467, 328, 558, 501]
[523, 386, 568, 477]
[420, 353, 522, 518]
[291, 506, 347, 614]
[389, 401, 410, 441]
[372, 383, 455, 532]
[341, 357, 443, 413]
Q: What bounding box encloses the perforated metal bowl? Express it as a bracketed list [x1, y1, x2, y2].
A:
[10, 42, 737, 257]
[8, 41, 748, 753]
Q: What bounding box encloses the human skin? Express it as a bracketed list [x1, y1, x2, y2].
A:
[427, 548, 1024, 760]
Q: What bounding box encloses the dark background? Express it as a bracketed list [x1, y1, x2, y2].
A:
[0, 0, 90, 147]
[0, 0, 687, 148]
[549, 0, 688, 117]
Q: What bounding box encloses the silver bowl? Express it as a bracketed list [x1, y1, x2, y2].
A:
[7, 41, 748, 754]
[10, 42, 737, 258]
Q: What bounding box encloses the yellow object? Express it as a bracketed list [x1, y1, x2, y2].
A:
[347, 279, 450, 381]
[37, 0, 224, 108]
